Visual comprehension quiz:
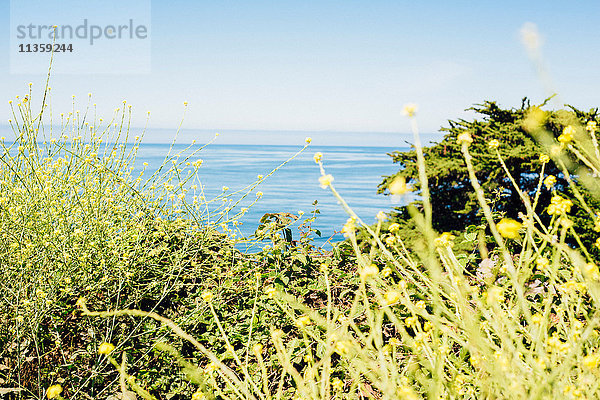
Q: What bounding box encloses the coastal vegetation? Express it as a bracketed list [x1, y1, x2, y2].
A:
[379, 99, 600, 260]
[3, 82, 600, 399]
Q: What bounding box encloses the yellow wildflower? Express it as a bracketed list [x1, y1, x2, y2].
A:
[389, 222, 401, 232]
[583, 353, 600, 369]
[313, 152, 322, 163]
[401, 103, 418, 117]
[535, 357, 547, 369]
[331, 378, 344, 391]
[543, 175, 556, 189]
[334, 340, 351, 355]
[341, 217, 356, 237]
[265, 287, 276, 298]
[98, 342, 115, 355]
[204, 362, 218, 373]
[546, 333, 571, 354]
[252, 343, 263, 354]
[488, 139, 500, 149]
[485, 287, 504, 303]
[586, 120, 597, 132]
[536, 257, 550, 271]
[201, 291, 214, 303]
[558, 280, 586, 294]
[383, 290, 401, 306]
[192, 390, 205, 400]
[47, 384, 62, 399]
[319, 174, 334, 189]
[397, 385, 418, 400]
[360, 263, 379, 280]
[457, 132, 473, 145]
[558, 125, 575, 143]
[296, 315, 311, 328]
[434, 232, 455, 247]
[305, 137, 312, 144]
[496, 218, 522, 239]
[405, 316, 418, 328]
[547, 195, 573, 216]
[381, 266, 392, 277]
[256, 191, 263, 197]
[539, 154, 550, 163]
[389, 176, 410, 195]
[470, 354, 482, 368]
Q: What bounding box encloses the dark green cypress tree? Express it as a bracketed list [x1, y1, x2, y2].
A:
[379, 99, 600, 258]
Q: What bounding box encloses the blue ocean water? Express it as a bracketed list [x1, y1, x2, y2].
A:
[0, 121, 412, 247]
[135, 143, 410, 247]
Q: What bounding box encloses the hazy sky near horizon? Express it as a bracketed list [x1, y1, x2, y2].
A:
[1, 1, 599, 145]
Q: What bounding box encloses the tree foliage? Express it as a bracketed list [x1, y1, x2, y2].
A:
[379, 99, 600, 255]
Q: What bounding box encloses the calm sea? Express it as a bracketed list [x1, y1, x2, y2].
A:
[135, 144, 410, 247]
[0, 122, 412, 247]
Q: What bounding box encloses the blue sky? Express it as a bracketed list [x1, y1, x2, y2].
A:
[1, 1, 599, 144]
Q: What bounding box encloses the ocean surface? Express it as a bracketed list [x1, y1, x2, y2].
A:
[134, 143, 411, 248]
[0, 121, 414, 248]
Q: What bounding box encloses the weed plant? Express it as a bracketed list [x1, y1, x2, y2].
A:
[83, 100, 600, 400]
[0, 82, 319, 399]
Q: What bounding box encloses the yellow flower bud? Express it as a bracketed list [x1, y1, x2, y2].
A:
[496, 218, 522, 239]
[296, 315, 311, 328]
[543, 175, 556, 189]
[360, 264, 379, 280]
[98, 342, 115, 355]
[46, 384, 63, 399]
[488, 139, 500, 149]
[401, 103, 418, 117]
[319, 174, 334, 189]
[457, 132, 473, 145]
[558, 125, 575, 143]
[201, 291, 214, 303]
[389, 176, 410, 195]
